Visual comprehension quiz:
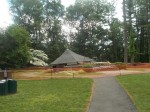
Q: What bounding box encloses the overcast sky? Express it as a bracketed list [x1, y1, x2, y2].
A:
[0, 0, 122, 28]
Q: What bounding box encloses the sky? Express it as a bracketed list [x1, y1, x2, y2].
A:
[0, 0, 13, 27]
[0, 0, 122, 28]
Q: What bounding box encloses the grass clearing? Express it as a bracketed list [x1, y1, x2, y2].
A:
[117, 74, 150, 112]
[0, 78, 93, 112]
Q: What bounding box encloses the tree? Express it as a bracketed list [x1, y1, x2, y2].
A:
[10, 0, 150, 63]
[42, 0, 66, 63]
[108, 18, 124, 62]
[136, 0, 150, 62]
[66, 0, 112, 61]
[10, 0, 66, 63]
[9, 0, 43, 49]
[122, 0, 150, 62]
[125, 0, 137, 63]
[0, 25, 31, 68]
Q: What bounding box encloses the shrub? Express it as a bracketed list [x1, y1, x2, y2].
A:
[82, 63, 93, 68]
[29, 49, 48, 66]
[115, 62, 125, 65]
[0, 25, 31, 68]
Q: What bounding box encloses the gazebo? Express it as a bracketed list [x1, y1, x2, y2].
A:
[51, 49, 93, 68]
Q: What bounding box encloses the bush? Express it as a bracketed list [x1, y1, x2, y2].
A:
[29, 49, 48, 66]
[115, 62, 125, 65]
[82, 63, 93, 68]
[93, 61, 111, 66]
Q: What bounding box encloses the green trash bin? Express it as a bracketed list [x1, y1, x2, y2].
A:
[0, 81, 5, 96]
[1, 80, 8, 95]
[8, 79, 17, 94]
[13, 80, 17, 93]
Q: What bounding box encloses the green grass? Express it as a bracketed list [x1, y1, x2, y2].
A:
[117, 74, 150, 112]
[0, 78, 93, 112]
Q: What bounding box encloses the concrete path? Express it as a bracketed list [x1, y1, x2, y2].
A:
[88, 77, 137, 112]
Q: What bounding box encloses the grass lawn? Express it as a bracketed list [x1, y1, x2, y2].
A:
[117, 74, 150, 112]
[0, 78, 93, 112]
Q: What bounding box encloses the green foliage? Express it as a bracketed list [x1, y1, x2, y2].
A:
[82, 63, 93, 68]
[0, 25, 31, 68]
[10, 0, 66, 63]
[115, 62, 125, 65]
[108, 18, 124, 62]
[8, 0, 150, 63]
[46, 42, 66, 63]
[117, 74, 150, 112]
[0, 78, 93, 112]
[124, 0, 150, 62]
[66, 0, 113, 61]
[10, 0, 43, 35]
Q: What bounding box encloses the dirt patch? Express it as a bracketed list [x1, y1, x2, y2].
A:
[127, 63, 150, 68]
[14, 70, 45, 79]
[12, 68, 150, 80]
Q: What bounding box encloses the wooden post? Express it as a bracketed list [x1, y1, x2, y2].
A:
[119, 68, 121, 76]
[51, 69, 52, 79]
[73, 73, 74, 78]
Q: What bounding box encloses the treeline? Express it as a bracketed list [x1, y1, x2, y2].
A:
[123, 0, 150, 63]
[0, 0, 150, 68]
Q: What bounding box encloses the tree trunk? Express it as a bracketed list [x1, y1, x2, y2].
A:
[131, 55, 135, 64]
[148, 29, 150, 62]
[123, 0, 128, 63]
[147, 1, 150, 62]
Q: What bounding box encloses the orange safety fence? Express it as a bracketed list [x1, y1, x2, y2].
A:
[127, 63, 150, 68]
[48, 65, 121, 73]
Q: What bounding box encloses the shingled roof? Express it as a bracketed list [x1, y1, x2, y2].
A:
[51, 49, 93, 65]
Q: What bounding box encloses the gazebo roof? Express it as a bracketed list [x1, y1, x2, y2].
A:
[51, 49, 93, 65]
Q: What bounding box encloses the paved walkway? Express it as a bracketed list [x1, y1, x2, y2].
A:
[88, 77, 137, 112]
